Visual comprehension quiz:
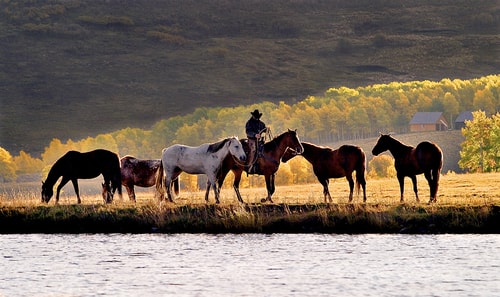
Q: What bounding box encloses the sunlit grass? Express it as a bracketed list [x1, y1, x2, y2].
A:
[0, 173, 499, 233]
[2, 172, 499, 207]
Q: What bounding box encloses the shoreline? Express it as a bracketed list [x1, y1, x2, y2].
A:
[0, 203, 499, 234]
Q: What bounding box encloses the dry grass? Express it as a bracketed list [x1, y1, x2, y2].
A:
[2, 172, 499, 207]
[1, 173, 499, 234]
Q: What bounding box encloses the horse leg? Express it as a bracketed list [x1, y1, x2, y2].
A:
[233, 170, 244, 203]
[125, 185, 136, 203]
[346, 175, 355, 203]
[261, 174, 275, 203]
[425, 170, 438, 203]
[212, 181, 220, 204]
[361, 180, 367, 203]
[205, 181, 211, 203]
[432, 168, 441, 203]
[319, 179, 331, 203]
[397, 174, 405, 203]
[55, 176, 70, 204]
[357, 171, 367, 203]
[70, 178, 82, 204]
[165, 178, 174, 203]
[411, 175, 419, 202]
[113, 177, 123, 201]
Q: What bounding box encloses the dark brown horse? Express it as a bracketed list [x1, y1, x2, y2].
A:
[118, 156, 179, 202]
[371, 134, 443, 203]
[205, 129, 304, 203]
[281, 142, 367, 203]
[41, 149, 122, 204]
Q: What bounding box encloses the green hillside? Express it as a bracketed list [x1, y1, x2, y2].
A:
[0, 0, 498, 155]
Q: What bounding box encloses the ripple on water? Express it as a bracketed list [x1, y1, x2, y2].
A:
[0, 234, 498, 296]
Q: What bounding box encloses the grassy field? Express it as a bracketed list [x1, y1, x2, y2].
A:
[0, 173, 499, 234]
[2, 171, 499, 205]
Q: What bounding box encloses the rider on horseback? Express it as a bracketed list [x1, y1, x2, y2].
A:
[245, 109, 267, 174]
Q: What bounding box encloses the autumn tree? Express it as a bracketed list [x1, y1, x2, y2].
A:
[41, 138, 69, 165]
[367, 155, 396, 178]
[0, 147, 16, 182]
[473, 88, 496, 114]
[459, 110, 500, 172]
[14, 151, 44, 175]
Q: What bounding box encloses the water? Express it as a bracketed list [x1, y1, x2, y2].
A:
[0, 234, 499, 297]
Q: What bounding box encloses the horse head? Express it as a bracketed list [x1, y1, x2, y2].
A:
[372, 133, 392, 156]
[284, 129, 304, 154]
[281, 147, 297, 163]
[101, 183, 113, 204]
[227, 136, 247, 162]
[41, 181, 53, 203]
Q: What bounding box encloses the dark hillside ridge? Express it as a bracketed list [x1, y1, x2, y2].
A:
[0, 0, 498, 155]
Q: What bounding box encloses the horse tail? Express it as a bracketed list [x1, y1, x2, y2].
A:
[155, 160, 165, 197]
[111, 154, 123, 200]
[173, 176, 180, 197]
[355, 148, 367, 197]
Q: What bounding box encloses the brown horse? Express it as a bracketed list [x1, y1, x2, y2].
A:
[205, 129, 303, 203]
[371, 134, 443, 203]
[117, 156, 179, 202]
[281, 142, 367, 203]
[42, 149, 122, 204]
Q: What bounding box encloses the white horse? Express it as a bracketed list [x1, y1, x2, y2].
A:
[156, 136, 246, 203]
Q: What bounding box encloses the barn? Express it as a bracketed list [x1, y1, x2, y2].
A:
[455, 111, 473, 130]
[409, 112, 449, 132]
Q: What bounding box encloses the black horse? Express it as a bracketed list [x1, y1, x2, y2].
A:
[42, 149, 122, 204]
[372, 134, 443, 203]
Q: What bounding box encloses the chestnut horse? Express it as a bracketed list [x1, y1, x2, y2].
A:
[118, 156, 179, 202]
[205, 129, 304, 203]
[42, 149, 122, 204]
[282, 142, 367, 203]
[372, 134, 443, 203]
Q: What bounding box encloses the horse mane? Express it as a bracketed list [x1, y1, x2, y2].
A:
[207, 137, 231, 153]
[385, 134, 413, 149]
[264, 130, 292, 149]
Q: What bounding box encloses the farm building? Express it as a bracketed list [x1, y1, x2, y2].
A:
[455, 111, 473, 129]
[409, 112, 449, 132]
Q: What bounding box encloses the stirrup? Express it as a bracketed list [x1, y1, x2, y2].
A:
[247, 163, 257, 175]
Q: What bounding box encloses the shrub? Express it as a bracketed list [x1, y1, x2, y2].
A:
[368, 155, 396, 178]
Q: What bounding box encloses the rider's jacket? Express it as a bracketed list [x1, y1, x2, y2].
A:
[245, 117, 266, 139]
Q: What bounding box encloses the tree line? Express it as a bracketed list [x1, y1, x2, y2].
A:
[0, 74, 499, 183]
[459, 110, 500, 172]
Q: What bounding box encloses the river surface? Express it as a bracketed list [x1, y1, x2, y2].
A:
[0, 234, 498, 296]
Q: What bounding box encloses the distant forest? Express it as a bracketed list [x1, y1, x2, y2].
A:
[28, 75, 500, 162]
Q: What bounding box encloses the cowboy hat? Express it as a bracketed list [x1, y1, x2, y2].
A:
[250, 109, 262, 119]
